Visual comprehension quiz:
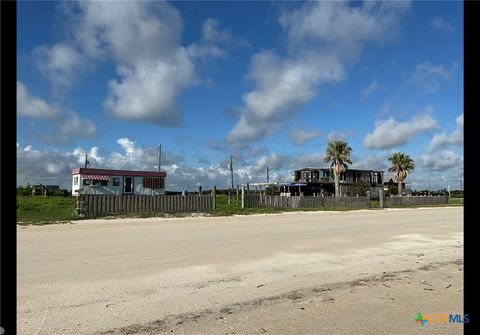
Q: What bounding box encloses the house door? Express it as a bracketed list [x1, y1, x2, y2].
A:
[124, 177, 133, 193]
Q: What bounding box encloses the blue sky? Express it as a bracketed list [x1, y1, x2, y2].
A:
[17, 0, 463, 191]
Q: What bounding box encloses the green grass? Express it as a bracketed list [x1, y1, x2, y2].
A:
[17, 195, 78, 224]
[449, 198, 464, 205]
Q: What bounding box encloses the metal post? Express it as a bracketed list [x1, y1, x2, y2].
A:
[236, 185, 239, 207]
[379, 188, 384, 208]
[212, 186, 216, 210]
[241, 185, 245, 209]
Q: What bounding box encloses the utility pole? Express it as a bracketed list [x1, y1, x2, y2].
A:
[229, 155, 234, 190]
[84, 154, 89, 168]
[428, 177, 431, 196]
[158, 145, 161, 172]
[266, 165, 269, 183]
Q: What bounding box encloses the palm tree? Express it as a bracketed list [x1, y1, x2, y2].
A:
[388, 152, 415, 196]
[324, 140, 352, 197]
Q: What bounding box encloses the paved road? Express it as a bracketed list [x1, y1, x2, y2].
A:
[17, 207, 463, 334]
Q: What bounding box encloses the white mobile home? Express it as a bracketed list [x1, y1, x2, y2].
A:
[72, 168, 166, 196]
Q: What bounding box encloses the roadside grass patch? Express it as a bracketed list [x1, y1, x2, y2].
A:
[17, 196, 78, 224]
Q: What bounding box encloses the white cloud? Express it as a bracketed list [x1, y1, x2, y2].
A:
[17, 81, 97, 144]
[227, 1, 410, 144]
[350, 152, 390, 171]
[65, 1, 183, 65]
[187, 18, 232, 60]
[250, 153, 290, 174]
[17, 81, 60, 118]
[412, 62, 458, 93]
[428, 114, 463, 152]
[35, 110, 97, 145]
[296, 153, 326, 168]
[63, 1, 196, 126]
[361, 79, 379, 100]
[32, 3, 236, 126]
[17, 143, 80, 188]
[202, 18, 232, 44]
[32, 43, 88, 94]
[289, 128, 321, 145]
[363, 108, 438, 149]
[418, 150, 463, 172]
[104, 52, 195, 125]
[431, 17, 455, 34]
[326, 130, 352, 142]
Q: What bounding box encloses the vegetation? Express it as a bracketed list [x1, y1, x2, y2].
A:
[347, 181, 368, 196]
[324, 140, 352, 197]
[385, 185, 398, 196]
[449, 198, 464, 205]
[388, 152, 415, 196]
[16, 185, 33, 196]
[264, 183, 280, 196]
[17, 185, 70, 197]
[17, 195, 77, 224]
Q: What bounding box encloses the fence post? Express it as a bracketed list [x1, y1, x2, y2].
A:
[379, 188, 384, 208]
[241, 185, 245, 209]
[228, 189, 231, 204]
[236, 185, 239, 207]
[366, 191, 371, 208]
[212, 186, 216, 210]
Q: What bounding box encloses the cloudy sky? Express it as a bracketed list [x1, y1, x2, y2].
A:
[17, 1, 463, 191]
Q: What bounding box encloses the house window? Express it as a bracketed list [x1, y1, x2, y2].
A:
[143, 177, 163, 189]
[113, 177, 120, 186]
[84, 179, 108, 186]
[74, 176, 79, 186]
[91, 180, 108, 186]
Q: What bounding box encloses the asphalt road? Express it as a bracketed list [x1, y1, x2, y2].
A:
[17, 207, 463, 334]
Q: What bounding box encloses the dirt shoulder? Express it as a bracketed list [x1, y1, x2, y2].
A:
[17, 207, 463, 334]
[102, 260, 463, 335]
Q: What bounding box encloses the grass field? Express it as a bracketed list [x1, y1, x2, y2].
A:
[17, 196, 78, 224]
[16, 195, 464, 225]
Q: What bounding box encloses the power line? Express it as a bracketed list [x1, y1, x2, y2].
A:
[160, 145, 197, 170]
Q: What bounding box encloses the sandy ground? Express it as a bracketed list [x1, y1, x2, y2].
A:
[17, 207, 463, 334]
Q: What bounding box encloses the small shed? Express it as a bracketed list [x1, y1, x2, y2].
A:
[72, 168, 166, 196]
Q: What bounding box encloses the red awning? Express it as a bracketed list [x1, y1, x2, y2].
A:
[83, 175, 110, 181]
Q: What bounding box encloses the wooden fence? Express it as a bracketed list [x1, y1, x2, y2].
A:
[79, 194, 214, 216]
[244, 195, 370, 209]
[384, 195, 449, 207]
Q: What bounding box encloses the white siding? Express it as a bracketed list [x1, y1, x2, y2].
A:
[72, 174, 165, 196]
[72, 174, 81, 196]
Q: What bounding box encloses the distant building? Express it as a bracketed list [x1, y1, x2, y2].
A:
[382, 174, 412, 195]
[31, 185, 59, 196]
[278, 167, 384, 196]
[72, 168, 166, 196]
